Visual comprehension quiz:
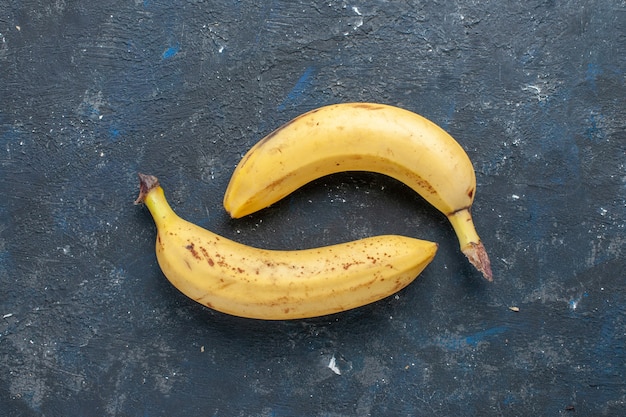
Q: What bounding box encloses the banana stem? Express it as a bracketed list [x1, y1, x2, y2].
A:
[447, 209, 493, 282]
[134, 173, 176, 226]
[134, 173, 159, 205]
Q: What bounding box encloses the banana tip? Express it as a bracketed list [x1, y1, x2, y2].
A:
[462, 241, 493, 282]
[134, 173, 160, 205]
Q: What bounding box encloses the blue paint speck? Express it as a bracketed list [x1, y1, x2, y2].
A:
[585, 63, 602, 91]
[278, 66, 316, 110]
[442, 101, 456, 129]
[437, 326, 508, 351]
[465, 326, 508, 347]
[162, 44, 180, 60]
[503, 393, 517, 405]
[586, 112, 605, 142]
[109, 126, 121, 140]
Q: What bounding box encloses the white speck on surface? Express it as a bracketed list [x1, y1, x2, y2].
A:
[511, 194, 520, 200]
[522, 83, 551, 102]
[3, 313, 13, 318]
[352, 6, 362, 15]
[328, 355, 341, 375]
[569, 295, 582, 310]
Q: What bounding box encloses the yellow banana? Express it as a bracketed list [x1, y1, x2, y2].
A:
[135, 173, 438, 320]
[223, 103, 492, 281]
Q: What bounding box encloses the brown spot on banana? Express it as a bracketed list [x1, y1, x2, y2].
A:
[252, 108, 323, 150]
[199, 246, 215, 267]
[342, 261, 364, 270]
[447, 205, 472, 218]
[185, 242, 201, 261]
[351, 103, 387, 110]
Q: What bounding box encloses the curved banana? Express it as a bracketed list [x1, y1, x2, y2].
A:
[135, 173, 437, 320]
[223, 103, 492, 281]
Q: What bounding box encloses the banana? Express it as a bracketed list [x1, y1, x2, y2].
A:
[135, 173, 438, 320]
[223, 103, 493, 281]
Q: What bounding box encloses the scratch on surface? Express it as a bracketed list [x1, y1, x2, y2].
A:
[522, 84, 547, 102]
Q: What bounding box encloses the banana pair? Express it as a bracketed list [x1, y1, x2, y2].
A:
[135, 103, 492, 320]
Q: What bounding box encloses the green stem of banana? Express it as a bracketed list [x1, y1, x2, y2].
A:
[447, 209, 493, 282]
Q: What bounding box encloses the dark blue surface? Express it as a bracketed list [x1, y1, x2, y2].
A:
[1, 1, 625, 416]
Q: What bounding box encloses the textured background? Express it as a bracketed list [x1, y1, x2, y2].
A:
[1, 1, 625, 416]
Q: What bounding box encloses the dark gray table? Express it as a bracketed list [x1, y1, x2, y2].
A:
[1, 1, 625, 416]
